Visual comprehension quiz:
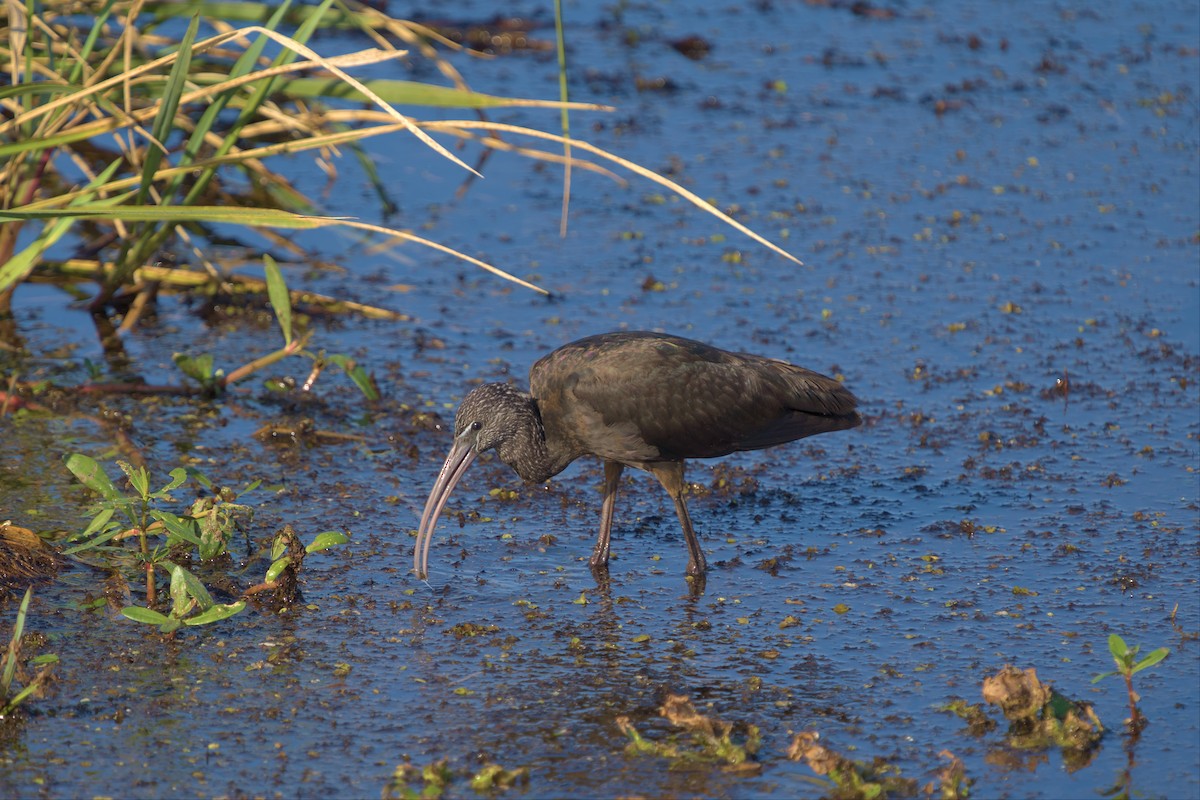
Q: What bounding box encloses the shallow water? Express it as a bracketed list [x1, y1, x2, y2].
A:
[1, 0, 1197, 797]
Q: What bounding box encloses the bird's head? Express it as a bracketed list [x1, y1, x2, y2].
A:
[414, 383, 539, 579]
[451, 383, 532, 454]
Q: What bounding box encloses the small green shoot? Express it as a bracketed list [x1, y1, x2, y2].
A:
[121, 565, 245, 634]
[1, 588, 58, 717]
[1092, 633, 1169, 732]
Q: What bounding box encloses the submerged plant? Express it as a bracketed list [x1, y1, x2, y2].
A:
[786, 731, 921, 799]
[1091, 634, 1169, 733]
[982, 665, 1104, 771]
[617, 693, 760, 772]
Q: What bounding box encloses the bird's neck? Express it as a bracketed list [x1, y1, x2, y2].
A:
[496, 392, 576, 484]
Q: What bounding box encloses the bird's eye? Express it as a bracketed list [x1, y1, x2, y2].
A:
[471, 421, 482, 431]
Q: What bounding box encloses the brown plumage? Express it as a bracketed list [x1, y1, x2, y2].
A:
[416, 331, 861, 580]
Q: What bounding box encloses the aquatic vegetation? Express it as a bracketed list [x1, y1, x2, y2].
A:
[381, 759, 528, 798]
[982, 665, 1104, 770]
[617, 693, 761, 771]
[64, 454, 258, 605]
[1091, 634, 1170, 734]
[786, 731, 922, 799]
[0, 588, 57, 718]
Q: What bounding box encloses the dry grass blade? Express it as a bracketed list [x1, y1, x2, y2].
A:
[421, 120, 803, 266]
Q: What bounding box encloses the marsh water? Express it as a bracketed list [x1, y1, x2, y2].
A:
[1, 0, 1198, 797]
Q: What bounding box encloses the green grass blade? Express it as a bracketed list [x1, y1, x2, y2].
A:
[278, 78, 547, 109]
[263, 255, 293, 345]
[1, 588, 33, 697]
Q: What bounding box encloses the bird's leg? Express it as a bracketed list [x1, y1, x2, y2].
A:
[591, 460, 624, 570]
[648, 461, 707, 576]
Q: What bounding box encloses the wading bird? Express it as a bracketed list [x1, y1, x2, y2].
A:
[415, 331, 860, 581]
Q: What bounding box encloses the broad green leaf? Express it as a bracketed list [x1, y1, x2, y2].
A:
[65, 454, 121, 500]
[266, 557, 289, 583]
[263, 254, 293, 345]
[121, 606, 171, 625]
[151, 510, 201, 546]
[198, 512, 228, 561]
[173, 352, 215, 383]
[1107, 633, 1128, 660]
[184, 601, 246, 626]
[306, 531, 350, 553]
[159, 467, 188, 495]
[169, 566, 190, 618]
[159, 618, 184, 634]
[176, 567, 215, 610]
[1130, 647, 1169, 675]
[76, 507, 117, 539]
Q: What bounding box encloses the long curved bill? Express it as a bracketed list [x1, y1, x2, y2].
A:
[414, 437, 477, 579]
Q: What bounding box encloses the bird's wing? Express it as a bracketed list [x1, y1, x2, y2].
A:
[532, 334, 858, 462]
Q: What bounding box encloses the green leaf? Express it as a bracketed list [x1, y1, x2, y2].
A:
[2, 588, 32, 695]
[169, 566, 191, 618]
[0, 161, 125, 292]
[325, 355, 380, 401]
[121, 463, 150, 501]
[236, 479, 262, 499]
[173, 352, 215, 384]
[305, 531, 350, 553]
[159, 467, 188, 495]
[181, 569, 215, 610]
[65, 454, 121, 500]
[1107, 633, 1129, 660]
[279, 77, 552, 109]
[151, 510, 201, 546]
[61, 510, 125, 555]
[186, 468, 214, 492]
[1091, 670, 1119, 684]
[121, 606, 171, 625]
[1130, 647, 1169, 675]
[159, 618, 184, 634]
[184, 601, 246, 626]
[265, 557, 289, 583]
[263, 255, 293, 345]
